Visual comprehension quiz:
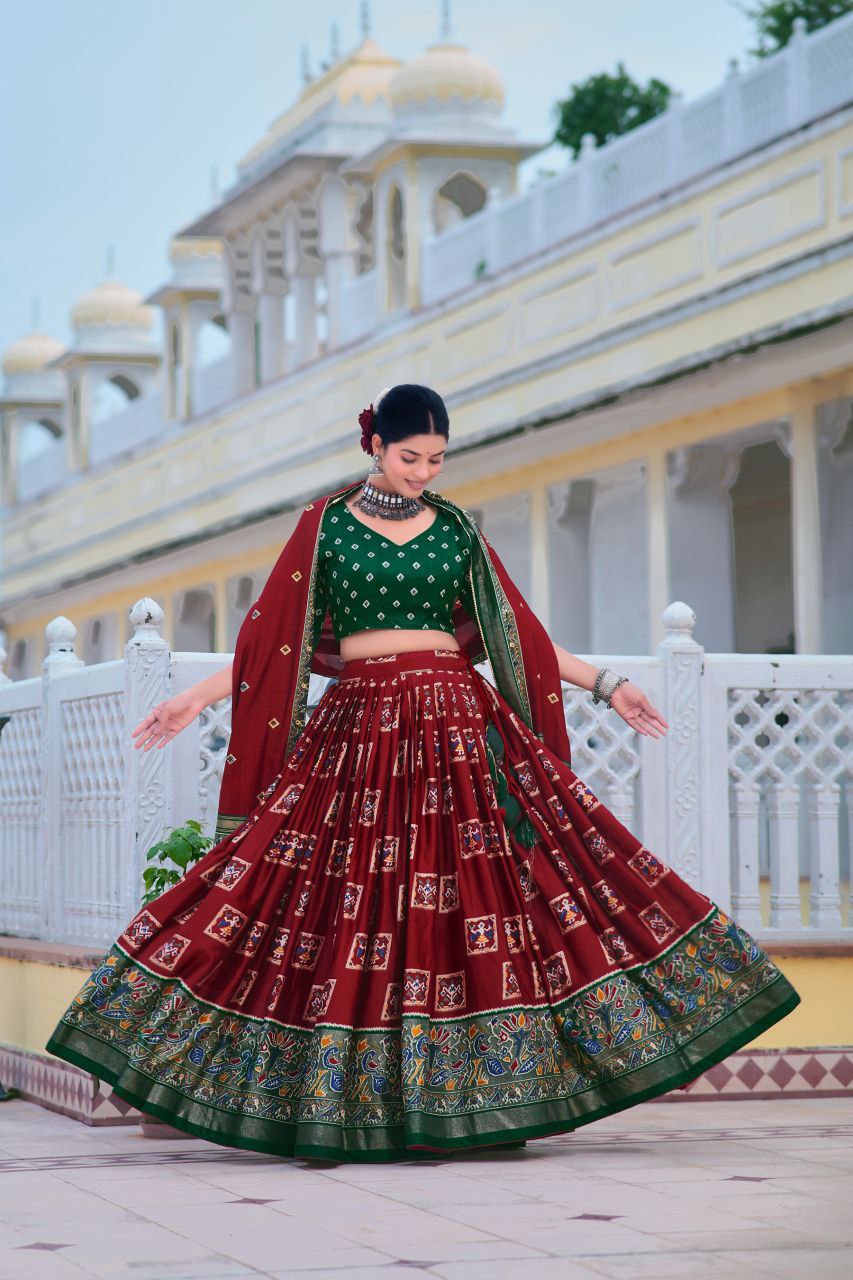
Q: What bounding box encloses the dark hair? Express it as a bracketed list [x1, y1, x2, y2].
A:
[374, 384, 449, 447]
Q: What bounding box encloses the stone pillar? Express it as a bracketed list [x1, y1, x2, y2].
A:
[479, 492, 532, 602]
[404, 154, 420, 309]
[645, 448, 670, 648]
[589, 461, 648, 653]
[257, 292, 285, 383]
[223, 234, 256, 399]
[816, 397, 853, 653]
[41, 616, 85, 941]
[226, 308, 256, 398]
[547, 478, 593, 652]
[667, 442, 741, 652]
[0, 409, 18, 505]
[780, 395, 823, 653]
[319, 174, 359, 351]
[528, 483, 551, 627]
[122, 599, 172, 926]
[291, 275, 318, 366]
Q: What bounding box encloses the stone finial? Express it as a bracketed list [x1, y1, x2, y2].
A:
[127, 598, 168, 650]
[44, 615, 82, 667]
[661, 601, 699, 645]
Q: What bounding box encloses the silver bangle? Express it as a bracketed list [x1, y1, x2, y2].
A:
[591, 667, 629, 708]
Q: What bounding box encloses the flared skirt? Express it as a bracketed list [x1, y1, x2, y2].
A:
[46, 647, 800, 1161]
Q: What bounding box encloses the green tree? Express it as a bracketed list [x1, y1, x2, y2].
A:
[552, 62, 673, 159]
[737, 0, 853, 56]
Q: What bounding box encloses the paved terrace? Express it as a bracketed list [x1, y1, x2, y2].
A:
[0, 1096, 850, 1279]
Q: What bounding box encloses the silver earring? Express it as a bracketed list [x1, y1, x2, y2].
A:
[368, 451, 382, 476]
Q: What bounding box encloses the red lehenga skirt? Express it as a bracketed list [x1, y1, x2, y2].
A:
[46, 647, 799, 1162]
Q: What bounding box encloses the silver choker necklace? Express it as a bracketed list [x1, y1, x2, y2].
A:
[354, 479, 425, 520]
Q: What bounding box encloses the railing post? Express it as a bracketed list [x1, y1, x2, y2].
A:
[121, 599, 172, 926]
[807, 781, 843, 930]
[722, 58, 742, 160]
[658, 602, 707, 895]
[530, 177, 547, 254]
[787, 16, 808, 131]
[484, 185, 501, 278]
[41, 617, 84, 941]
[665, 91, 685, 187]
[577, 132, 598, 227]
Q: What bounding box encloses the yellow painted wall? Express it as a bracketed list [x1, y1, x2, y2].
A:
[0, 955, 95, 1057]
[2, 950, 849, 1060]
[751, 954, 853, 1049]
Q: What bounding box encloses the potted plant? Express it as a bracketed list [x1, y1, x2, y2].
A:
[138, 819, 213, 1140]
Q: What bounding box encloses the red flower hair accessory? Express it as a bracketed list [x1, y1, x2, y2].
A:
[358, 404, 375, 455]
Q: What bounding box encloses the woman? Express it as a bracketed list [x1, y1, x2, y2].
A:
[46, 384, 800, 1163]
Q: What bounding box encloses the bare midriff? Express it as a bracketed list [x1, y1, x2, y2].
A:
[339, 627, 461, 662]
[336, 496, 463, 661]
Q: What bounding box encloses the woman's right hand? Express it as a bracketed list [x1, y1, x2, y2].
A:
[131, 690, 205, 751]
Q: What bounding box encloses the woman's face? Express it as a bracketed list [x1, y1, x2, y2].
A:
[372, 431, 446, 497]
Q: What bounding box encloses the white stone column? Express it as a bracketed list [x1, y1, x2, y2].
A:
[41, 616, 85, 941]
[292, 274, 319, 366]
[69, 370, 91, 471]
[782, 395, 823, 653]
[319, 174, 359, 351]
[0, 409, 18, 505]
[227, 308, 256, 398]
[223, 234, 256, 399]
[547, 477, 593, 652]
[816, 398, 853, 653]
[667, 442, 741, 652]
[479, 492, 532, 602]
[645, 448, 670, 648]
[528, 481, 550, 629]
[257, 292, 285, 383]
[589, 461, 648, 653]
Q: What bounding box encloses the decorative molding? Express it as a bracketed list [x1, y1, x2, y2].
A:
[711, 161, 826, 269]
[0, 1044, 141, 1126]
[837, 144, 853, 220]
[607, 217, 703, 312]
[655, 1046, 853, 1101]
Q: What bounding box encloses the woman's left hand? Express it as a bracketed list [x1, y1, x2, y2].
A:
[609, 681, 669, 738]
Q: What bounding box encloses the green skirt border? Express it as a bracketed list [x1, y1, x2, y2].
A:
[45, 972, 800, 1164]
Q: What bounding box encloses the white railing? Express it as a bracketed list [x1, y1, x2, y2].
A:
[338, 266, 380, 346]
[421, 13, 853, 305]
[0, 598, 849, 949]
[194, 354, 234, 417]
[18, 440, 67, 502]
[90, 389, 165, 467]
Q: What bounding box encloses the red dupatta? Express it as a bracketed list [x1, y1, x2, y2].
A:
[214, 479, 571, 841]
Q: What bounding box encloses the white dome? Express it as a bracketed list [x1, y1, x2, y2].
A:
[71, 279, 154, 332]
[2, 330, 64, 376]
[389, 42, 505, 116]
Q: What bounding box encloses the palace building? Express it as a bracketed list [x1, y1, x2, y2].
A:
[2, 7, 853, 674]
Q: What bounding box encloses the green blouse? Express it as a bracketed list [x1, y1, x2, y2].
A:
[317, 501, 475, 641]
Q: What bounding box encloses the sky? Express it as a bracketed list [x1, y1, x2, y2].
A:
[0, 0, 759, 359]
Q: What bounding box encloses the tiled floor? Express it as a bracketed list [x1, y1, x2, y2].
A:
[0, 1097, 851, 1280]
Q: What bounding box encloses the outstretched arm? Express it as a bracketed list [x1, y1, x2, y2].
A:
[551, 640, 668, 739]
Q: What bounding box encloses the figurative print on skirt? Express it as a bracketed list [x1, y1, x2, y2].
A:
[46, 648, 800, 1163]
